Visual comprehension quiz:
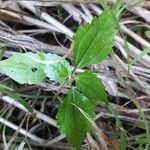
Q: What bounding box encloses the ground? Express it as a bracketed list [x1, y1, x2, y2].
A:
[0, 0, 150, 150]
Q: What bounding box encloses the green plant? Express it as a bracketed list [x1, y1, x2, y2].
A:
[145, 30, 150, 39]
[0, 7, 120, 149]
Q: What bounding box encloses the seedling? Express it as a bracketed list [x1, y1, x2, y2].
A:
[0, 7, 120, 149]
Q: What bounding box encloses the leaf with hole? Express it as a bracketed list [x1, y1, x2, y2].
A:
[76, 71, 108, 103]
[73, 10, 118, 68]
[43, 53, 71, 83]
[57, 89, 95, 149]
[0, 52, 46, 84]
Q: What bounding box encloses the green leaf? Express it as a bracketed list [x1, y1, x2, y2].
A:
[98, 0, 109, 10]
[112, 0, 123, 17]
[145, 30, 150, 39]
[0, 84, 33, 112]
[73, 10, 118, 68]
[138, 136, 150, 145]
[0, 52, 46, 84]
[57, 89, 95, 149]
[76, 71, 107, 103]
[43, 53, 71, 83]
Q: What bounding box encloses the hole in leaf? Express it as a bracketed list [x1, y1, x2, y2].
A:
[11, 70, 13, 73]
[31, 68, 38, 72]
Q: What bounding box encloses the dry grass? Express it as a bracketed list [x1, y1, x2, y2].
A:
[0, 0, 150, 149]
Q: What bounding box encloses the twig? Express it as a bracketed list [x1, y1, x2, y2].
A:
[120, 24, 150, 48]
[1, 96, 57, 127]
[0, 116, 46, 145]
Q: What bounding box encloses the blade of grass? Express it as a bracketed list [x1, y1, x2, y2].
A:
[0, 84, 33, 112]
[130, 47, 150, 65]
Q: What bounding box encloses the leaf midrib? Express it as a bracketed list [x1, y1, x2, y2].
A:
[77, 76, 101, 99]
[76, 11, 110, 68]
